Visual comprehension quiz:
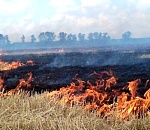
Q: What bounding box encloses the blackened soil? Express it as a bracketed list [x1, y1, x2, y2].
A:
[0, 50, 150, 94]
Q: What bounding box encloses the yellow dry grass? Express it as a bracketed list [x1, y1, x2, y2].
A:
[0, 92, 150, 130]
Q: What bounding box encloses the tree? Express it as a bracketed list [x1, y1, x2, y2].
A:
[38, 32, 46, 42]
[100, 33, 110, 43]
[122, 31, 132, 40]
[45, 32, 55, 42]
[21, 35, 25, 43]
[67, 34, 77, 42]
[5, 35, 10, 43]
[30, 35, 36, 43]
[72, 34, 77, 42]
[38, 32, 55, 43]
[78, 33, 85, 42]
[93, 32, 99, 40]
[87, 32, 94, 42]
[0, 34, 5, 43]
[59, 32, 67, 42]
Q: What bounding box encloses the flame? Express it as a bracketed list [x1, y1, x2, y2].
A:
[0, 76, 4, 91]
[27, 60, 35, 66]
[1, 67, 150, 120]
[2, 72, 33, 97]
[118, 97, 150, 119]
[46, 71, 150, 119]
[128, 79, 141, 99]
[0, 60, 35, 71]
[144, 88, 150, 99]
[0, 60, 25, 71]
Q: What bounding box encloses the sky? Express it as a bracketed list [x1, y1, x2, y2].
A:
[0, 0, 150, 42]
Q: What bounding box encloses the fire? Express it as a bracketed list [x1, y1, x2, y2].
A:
[46, 71, 150, 120]
[0, 76, 4, 91]
[0, 60, 25, 71]
[144, 88, 150, 99]
[2, 72, 33, 97]
[128, 79, 141, 99]
[0, 60, 35, 71]
[0, 66, 150, 120]
[27, 60, 35, 66]
[117, 97, 150, 119]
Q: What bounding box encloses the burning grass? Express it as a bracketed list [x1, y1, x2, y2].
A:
[0, 92, 150, 130]
[0, 55, 150, 129]
[1, 69, 150, 122]
[0, 60, 34, 71]
[45, 71, 150, 120]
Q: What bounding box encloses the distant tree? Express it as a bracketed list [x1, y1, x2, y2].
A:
[0, 34, 5, 43]
[5, 35, 11, 43]
[98, 32, 102, 39]
[72, 34, 77, 42]
[38, 32, 46, 42]
[101, 33, 111, 43]
[45, 32, 55, 42]
[122, 31, 132, 40]
[87, 32, 94, 42]
[87, 32, 110, 43]
[38, 32, 55, 43]
[93, 32, 99, 40]
[30, 35, 36, 43]
[102, 33, 108, 41]
[59, 32, 67, 42]
[67, 34, 77, 42]
[21, 35, 25, 43]
[67, 34, 72, 42]
[78, 33, 85, 42]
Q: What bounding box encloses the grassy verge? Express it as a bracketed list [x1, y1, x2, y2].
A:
[0, 92, 150, 130]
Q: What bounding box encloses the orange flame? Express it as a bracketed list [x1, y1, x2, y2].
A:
[2, 72, 33, 97]
[1, 67, 150, 120]
[27, 60, 34, 66]
[0, 60, 25, 71]
[0, 60, 35, 71]
[0, 76, 4, 91]
[46, 71, 150, 119]
[128, 79, 141, 99]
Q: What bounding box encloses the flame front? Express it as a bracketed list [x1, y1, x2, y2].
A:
[0, 60, 34, 71]
[2, 72, 33, 97]
[46, 71, 150, 120]
[1, 64, 150, 120]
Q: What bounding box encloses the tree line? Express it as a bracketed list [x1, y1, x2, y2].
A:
[0, 31, 132, 44]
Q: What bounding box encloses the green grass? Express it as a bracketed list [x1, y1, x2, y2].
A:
[0, 92, 150, 130]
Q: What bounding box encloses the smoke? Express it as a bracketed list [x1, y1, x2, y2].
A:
[39, 50, 146, 69]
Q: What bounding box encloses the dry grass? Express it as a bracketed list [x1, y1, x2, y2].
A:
[0, 92, 150, 130]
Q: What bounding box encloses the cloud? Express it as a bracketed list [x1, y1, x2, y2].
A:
[0, 0, 32, 16]
[49, 0, 77, 13]
[1, 0, 150, 42]
[49, 0, 75, 7]
[81, 0, 110, 8]
[137, 0, 150, 9]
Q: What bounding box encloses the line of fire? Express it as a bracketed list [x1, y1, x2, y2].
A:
[0, 49, 150, 120]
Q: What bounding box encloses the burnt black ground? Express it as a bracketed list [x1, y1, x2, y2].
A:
[0, 49, 150, 94]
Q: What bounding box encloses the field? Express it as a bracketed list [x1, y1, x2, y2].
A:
[0, 48, 150, 130]
[1, 93, 150, 130]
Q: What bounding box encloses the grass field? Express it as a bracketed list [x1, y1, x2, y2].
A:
[0, 92, 150, 130]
